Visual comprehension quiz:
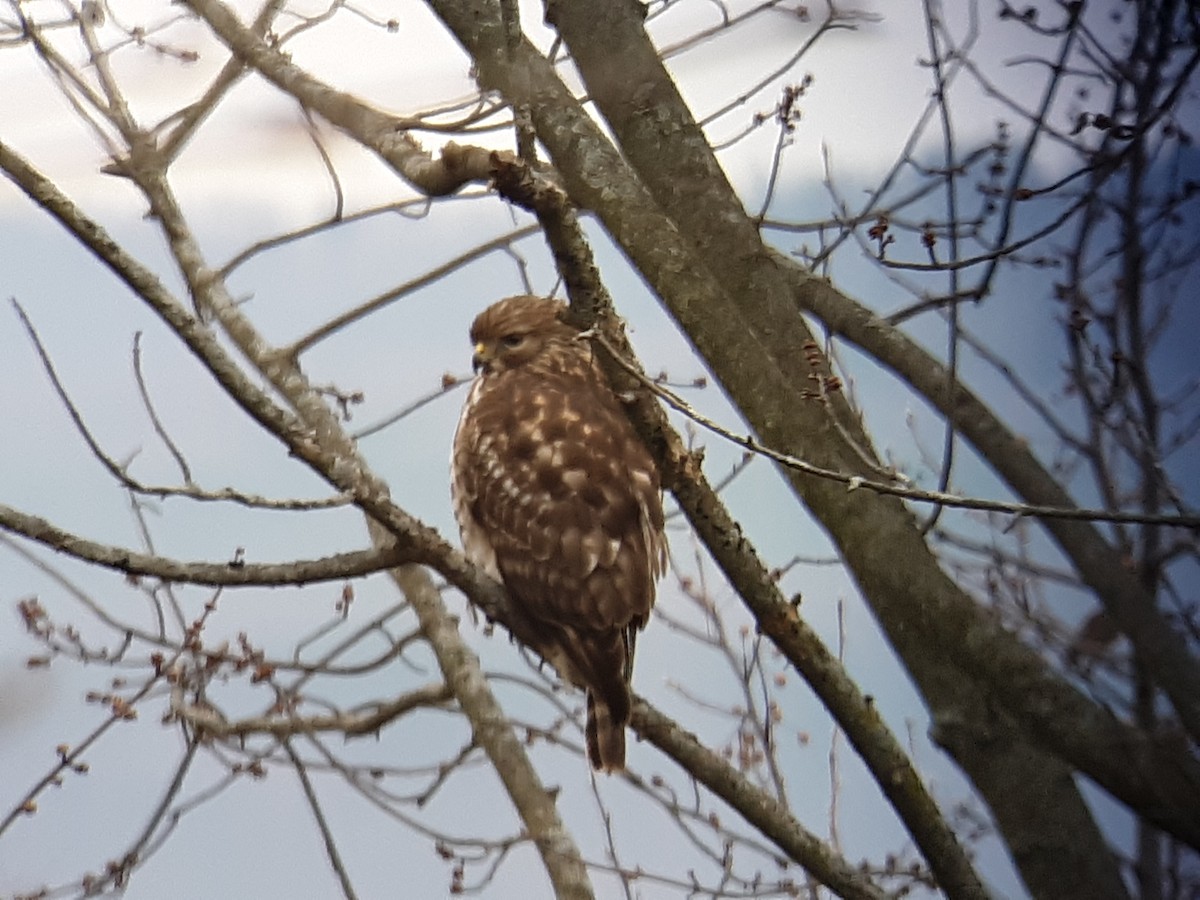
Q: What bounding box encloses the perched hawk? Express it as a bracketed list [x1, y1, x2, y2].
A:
[451, 295, 666, 772]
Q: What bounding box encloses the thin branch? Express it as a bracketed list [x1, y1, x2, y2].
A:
[180, 0, 497, 195]
[131, 331, 193, 483]
[159, 0, 286, 159]
[283, 738, 360, 900]
[1, 502, 410, 585]
[353, 374, 469, 441]
[174, 682, 452, 738]
[0, 666, 174, 838]
[285, 225, 540, 358]
[590, 330, 1200, 530]
[11, 297, 349, 511]
[632, 697, 889, 900]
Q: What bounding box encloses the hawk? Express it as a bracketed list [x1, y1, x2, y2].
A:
[451, 295, 666, 772]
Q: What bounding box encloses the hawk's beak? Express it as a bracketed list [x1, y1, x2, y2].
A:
[472, 341, 492, 374]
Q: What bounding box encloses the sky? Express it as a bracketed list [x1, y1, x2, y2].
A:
[3, 1, 1193, 897]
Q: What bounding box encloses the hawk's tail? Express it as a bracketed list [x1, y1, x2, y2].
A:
[565, 625, 636, 772]
[586, 689, 628, 773]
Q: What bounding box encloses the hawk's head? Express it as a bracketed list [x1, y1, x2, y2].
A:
[468, 295, 578, 376]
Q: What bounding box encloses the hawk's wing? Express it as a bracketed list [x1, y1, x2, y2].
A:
[453, 367, 664, 633]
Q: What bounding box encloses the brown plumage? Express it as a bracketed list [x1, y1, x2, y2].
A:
[451, 295, 666, 772]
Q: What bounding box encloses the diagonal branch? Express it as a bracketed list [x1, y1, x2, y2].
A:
[484, 123, 986, 899]
[179, 0, 497, 197]
[783, 255, 1200, 739]
[592, 330, 1200, 529]
[430, 0, 1199, 873]
[1, 133, 594, 900]
[548, 0, 1200, 750]
[541, 0, 1197, 817]
[632, 698, 890, 900]
[11, 297, 350, 511]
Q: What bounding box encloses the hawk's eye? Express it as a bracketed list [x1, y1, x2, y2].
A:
[501, 333, 525, 349]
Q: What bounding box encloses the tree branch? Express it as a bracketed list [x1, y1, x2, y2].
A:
[480, 103, 985, 899]
[632, 698, 891, 900]
[179, 0, 496, 197]
[0, 502, 410, 585]
[467, 0, 1198, 874]
[593, 329, 1200, 529]
[1, 124, 594, 900]
[175, 682, 452, 738]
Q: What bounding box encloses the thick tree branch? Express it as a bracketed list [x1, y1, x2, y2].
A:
[484, 110, 986, 899]
[546, 0, 1200, 751]
[782, 256, 1200, 728]
[426, 0, 1198, 883]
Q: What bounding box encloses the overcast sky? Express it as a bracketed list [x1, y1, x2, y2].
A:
[3, 1, 1183, 897]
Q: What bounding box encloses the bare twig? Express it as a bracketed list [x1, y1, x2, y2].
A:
[590, 330, 1200, 529]
[175, 682, 452, 738]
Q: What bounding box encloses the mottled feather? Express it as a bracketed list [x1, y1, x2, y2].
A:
[451, 295, 666, 771]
